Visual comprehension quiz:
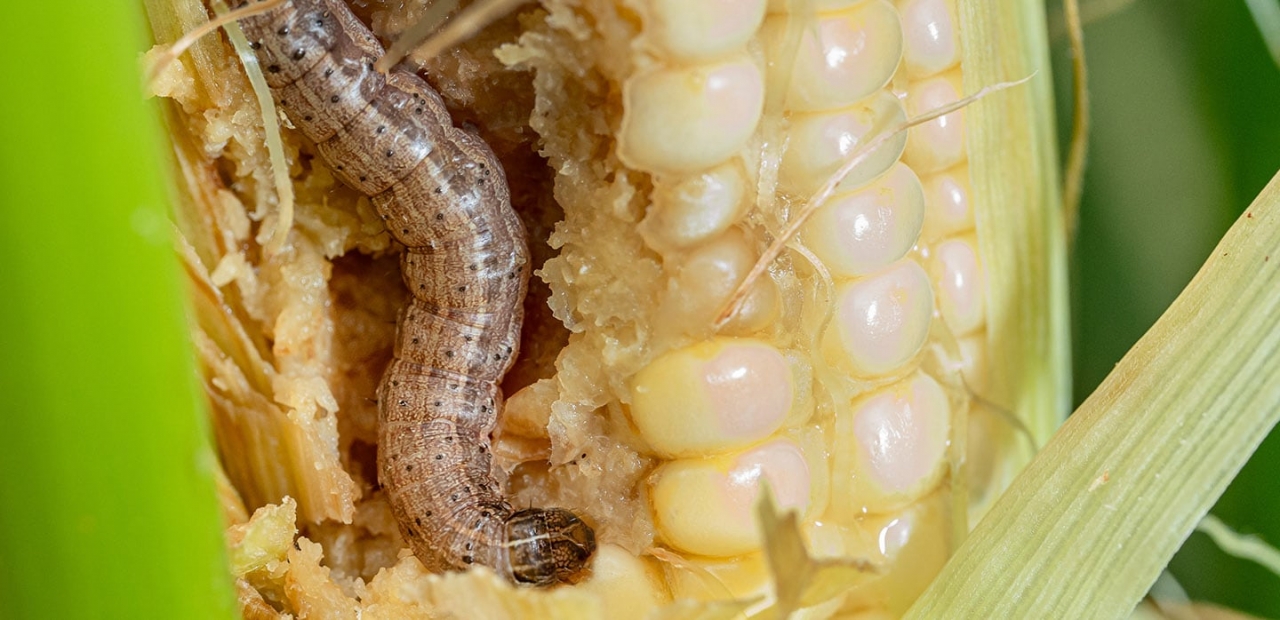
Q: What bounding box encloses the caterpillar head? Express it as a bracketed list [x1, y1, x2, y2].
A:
[505, 508, 596, 586]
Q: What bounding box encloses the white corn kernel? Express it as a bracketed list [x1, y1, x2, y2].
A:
[920, 164, 973, 241]
[902, 69, 966, 173]
[630, 338, 793, 458]
[779, 90, 907, 196]
[640, 161, 750, 254]
[822, 259, 933, 377]
[800, 163, 925, 277]
[620, 56, 765, 174]
[896, 0, 960, 79]
[830, 372, 950, 516]
[650, 438, 812, 556]
[579, 544, 671, 619]
[765, 1, 903, 112]
[931, 235, 986, 336]
[719, 270, 782, 335]
[656, 228, 764, 334]
[648, 0, 768, 61]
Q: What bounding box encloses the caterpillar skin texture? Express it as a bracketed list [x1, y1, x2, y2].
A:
[237, 0, 596, 586]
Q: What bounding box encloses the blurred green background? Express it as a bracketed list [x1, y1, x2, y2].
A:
[1051, 0, 1280, 616]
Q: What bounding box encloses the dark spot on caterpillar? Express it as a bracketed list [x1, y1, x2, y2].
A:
[250, 41, 262, 50]
[267, 64, 281, 73]
[386, 149, 394, 158]
[292, 49, 305, 61]
[433, 186, 443, 194]
[276, 25, 289, 36]
[331, 95, 340, 103]
[304, 115, 313, 121]
[435, 454, 442, 460]
[451, 494, 459, 502]
[466, 542, 473, 550]
[324, 68, 333, 77]
[377, 125, 386, 134]
[463, 556, 474, 564]
[416, 107, 424, 114]
[415, 517, 422, 526]
[444, 350, 454, 358]
[406, 464, 413, 472]
[433, 400, 441, 407]
[359, 175, 367, 182]
[436, 213, 444, 221]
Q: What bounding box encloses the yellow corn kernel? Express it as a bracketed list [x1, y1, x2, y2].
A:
[630, 338, 794, 457]
[577, 545, 671, 620]
[620, 56, 765, 174]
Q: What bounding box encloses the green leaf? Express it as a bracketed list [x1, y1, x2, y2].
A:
[0, 4, 235, 618]
[907, 171, 1280, 618]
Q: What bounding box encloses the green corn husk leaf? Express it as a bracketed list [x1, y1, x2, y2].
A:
[908, 167, 1280, 616]
[0, 3, 235, 618]
[963, 0, 1072, 451]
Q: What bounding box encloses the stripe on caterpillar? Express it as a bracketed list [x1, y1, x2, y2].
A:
[235, 0, 595, 586]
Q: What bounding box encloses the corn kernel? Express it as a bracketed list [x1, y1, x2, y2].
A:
[648, 0, 767, 61]
[650, 438, 812, 556]
[837, 491, 952, 615]
[822, 259, 933, 377]
[664, 551, 769, 605]
[800, 163, 925, 278]
[764, 1, 903, 112]
[902, 68, 966, 174]
[579, 544, 671, 619]
[630, 338, 793, 457]
[656, 228, 770, 335]
[779, 90, 907, 196]
[920, 164, 973, 241]
[620, 56, 765, 174]
[931, 234, 986, 336]
[639, 161, 750, 254]
[896, 0, 960, 79]
[830, 372, 950, 516]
